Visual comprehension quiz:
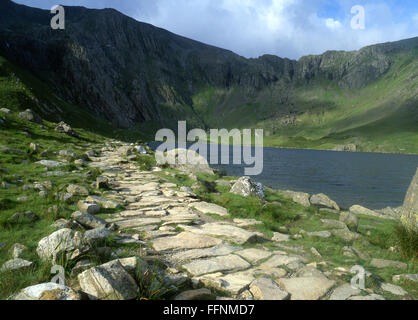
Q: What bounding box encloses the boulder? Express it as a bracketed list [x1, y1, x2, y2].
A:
[339, 211, 359, 232]
[310, 194, 340, 211]
[55, 121, 79, 137]
[13, 283, 80, 300]
[36, 228, 88, 262]
[329, 284, 361, 300]
[77, 200, 101, 215]
[331, 229, 360, 242]
[230, 177, 264, 198]
[271, 232, 290, 242]
[401, 167, 418, 232]
[349, 205, 382, 218]
[78, 260, 139, 300]
[380, 283, 408, 296]
[280, 190, 311, 207]
[157, 148, 214, 175]
[18, 109, 43, 124]
[71, 211, 107, 229]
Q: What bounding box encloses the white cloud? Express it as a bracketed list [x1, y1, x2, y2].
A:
[325, 18, 342, 29]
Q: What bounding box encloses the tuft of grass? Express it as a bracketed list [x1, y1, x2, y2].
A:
[395, 225, 418, 260]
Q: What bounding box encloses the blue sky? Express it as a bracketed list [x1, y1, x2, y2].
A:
[13, 0, 418, 59]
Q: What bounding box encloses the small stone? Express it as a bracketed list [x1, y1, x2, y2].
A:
[71, 211, 107, 229]
[370, 259, 408, 270]
[36, 160, 64, 168]
[10, 243, 27, 259]
[306, 231, 332, 238]
[1, 258, 33, 272]
[392, 274, 418, 283]
[272, 232, 290, 242]
[77, 200, 101, 215]
[18, 109, 43, 124]
[55, 121, 79, 137]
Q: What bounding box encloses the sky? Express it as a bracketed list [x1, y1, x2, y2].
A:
[13, 0, 418, 59]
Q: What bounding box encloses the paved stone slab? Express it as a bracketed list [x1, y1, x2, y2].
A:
[183, 254, 251, 276]
[152, 232, 223, 252]
[277, 277, 336, 300]
[190, 202, 228, 216]
[115, 217, 161, 229]
[250, 278, 290, 300]
[235, 248, 272, 264]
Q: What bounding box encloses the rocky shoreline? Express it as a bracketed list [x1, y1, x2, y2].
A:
[2, 140, 416, 301]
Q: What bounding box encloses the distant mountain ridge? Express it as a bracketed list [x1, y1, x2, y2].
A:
[0, 0, 418, 153]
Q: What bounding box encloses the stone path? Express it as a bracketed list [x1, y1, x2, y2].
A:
[11, 141, 411, 301]
[71, 142, 391, 300]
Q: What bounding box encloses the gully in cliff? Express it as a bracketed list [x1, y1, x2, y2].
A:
[155, 121, 264, 176]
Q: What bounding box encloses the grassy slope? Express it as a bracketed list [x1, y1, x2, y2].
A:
[192, 50, 418, 154]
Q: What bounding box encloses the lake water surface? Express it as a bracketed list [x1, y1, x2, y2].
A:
[150, 143, 418, 210]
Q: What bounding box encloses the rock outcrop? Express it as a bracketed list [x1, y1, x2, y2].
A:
[401, 167, 418, 232]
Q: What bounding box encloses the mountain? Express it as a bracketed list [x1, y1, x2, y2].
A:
[0, 0, 418, 153]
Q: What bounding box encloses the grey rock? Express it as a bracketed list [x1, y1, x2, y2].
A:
[331, 229, 360, 242]
[348, 294, 385, 300]
[280, 190, 311, 207]
[401, 167, 418, 231]
[310, 194, 340, 211]
[18, 109, 43, 124]
[277, 277, 336, 300]
[77, 200, 101, 215]
[321, 219, 347, 229]
[70, 259, 93, 278]
[13, 283, 80, 300]
[392, 274, 418, 283]
[230, 176, 264, 198]
[78, 260, 139, 300]
[329, 283, 361, 300]
[307, 231, 332, 238]
[370, 258, 408, 270]
[36, 228, 88, 262]
[10, 243, 27, 259]
[380, 283, 408, 296]
[1, 258, 33, 272]
[183, 254, 251, 276]
[36, 160, 64, 168]
[71, 211, 107, 229]
[55, 121, 79, 137]
[84, 227, 111, 245]
[67, 184, 89, 196]
[339, 211, 359, 232]
[249, 278, 290, 300]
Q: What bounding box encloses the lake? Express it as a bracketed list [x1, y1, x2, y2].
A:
[150, 143, 418, 210]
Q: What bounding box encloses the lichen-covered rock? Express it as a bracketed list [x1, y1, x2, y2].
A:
[77, 200, 101, 215]
[230, 176, 263, 198]
[339, 211, 359, 232]
[78, 260, 139, 300]
[401, 167, 418, 232]
[156, 148, 214, 175]
[71, 211, 107, 229]
[1, 258, 33, 272]
[310, 194, 340, 211]
[36, 228, 88, 262]
[55, 121, 79, 137]
[280, 190, 311, 207]
[13, 283, 80, 300]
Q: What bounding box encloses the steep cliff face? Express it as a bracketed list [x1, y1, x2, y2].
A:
[0, 0, 417, 136]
